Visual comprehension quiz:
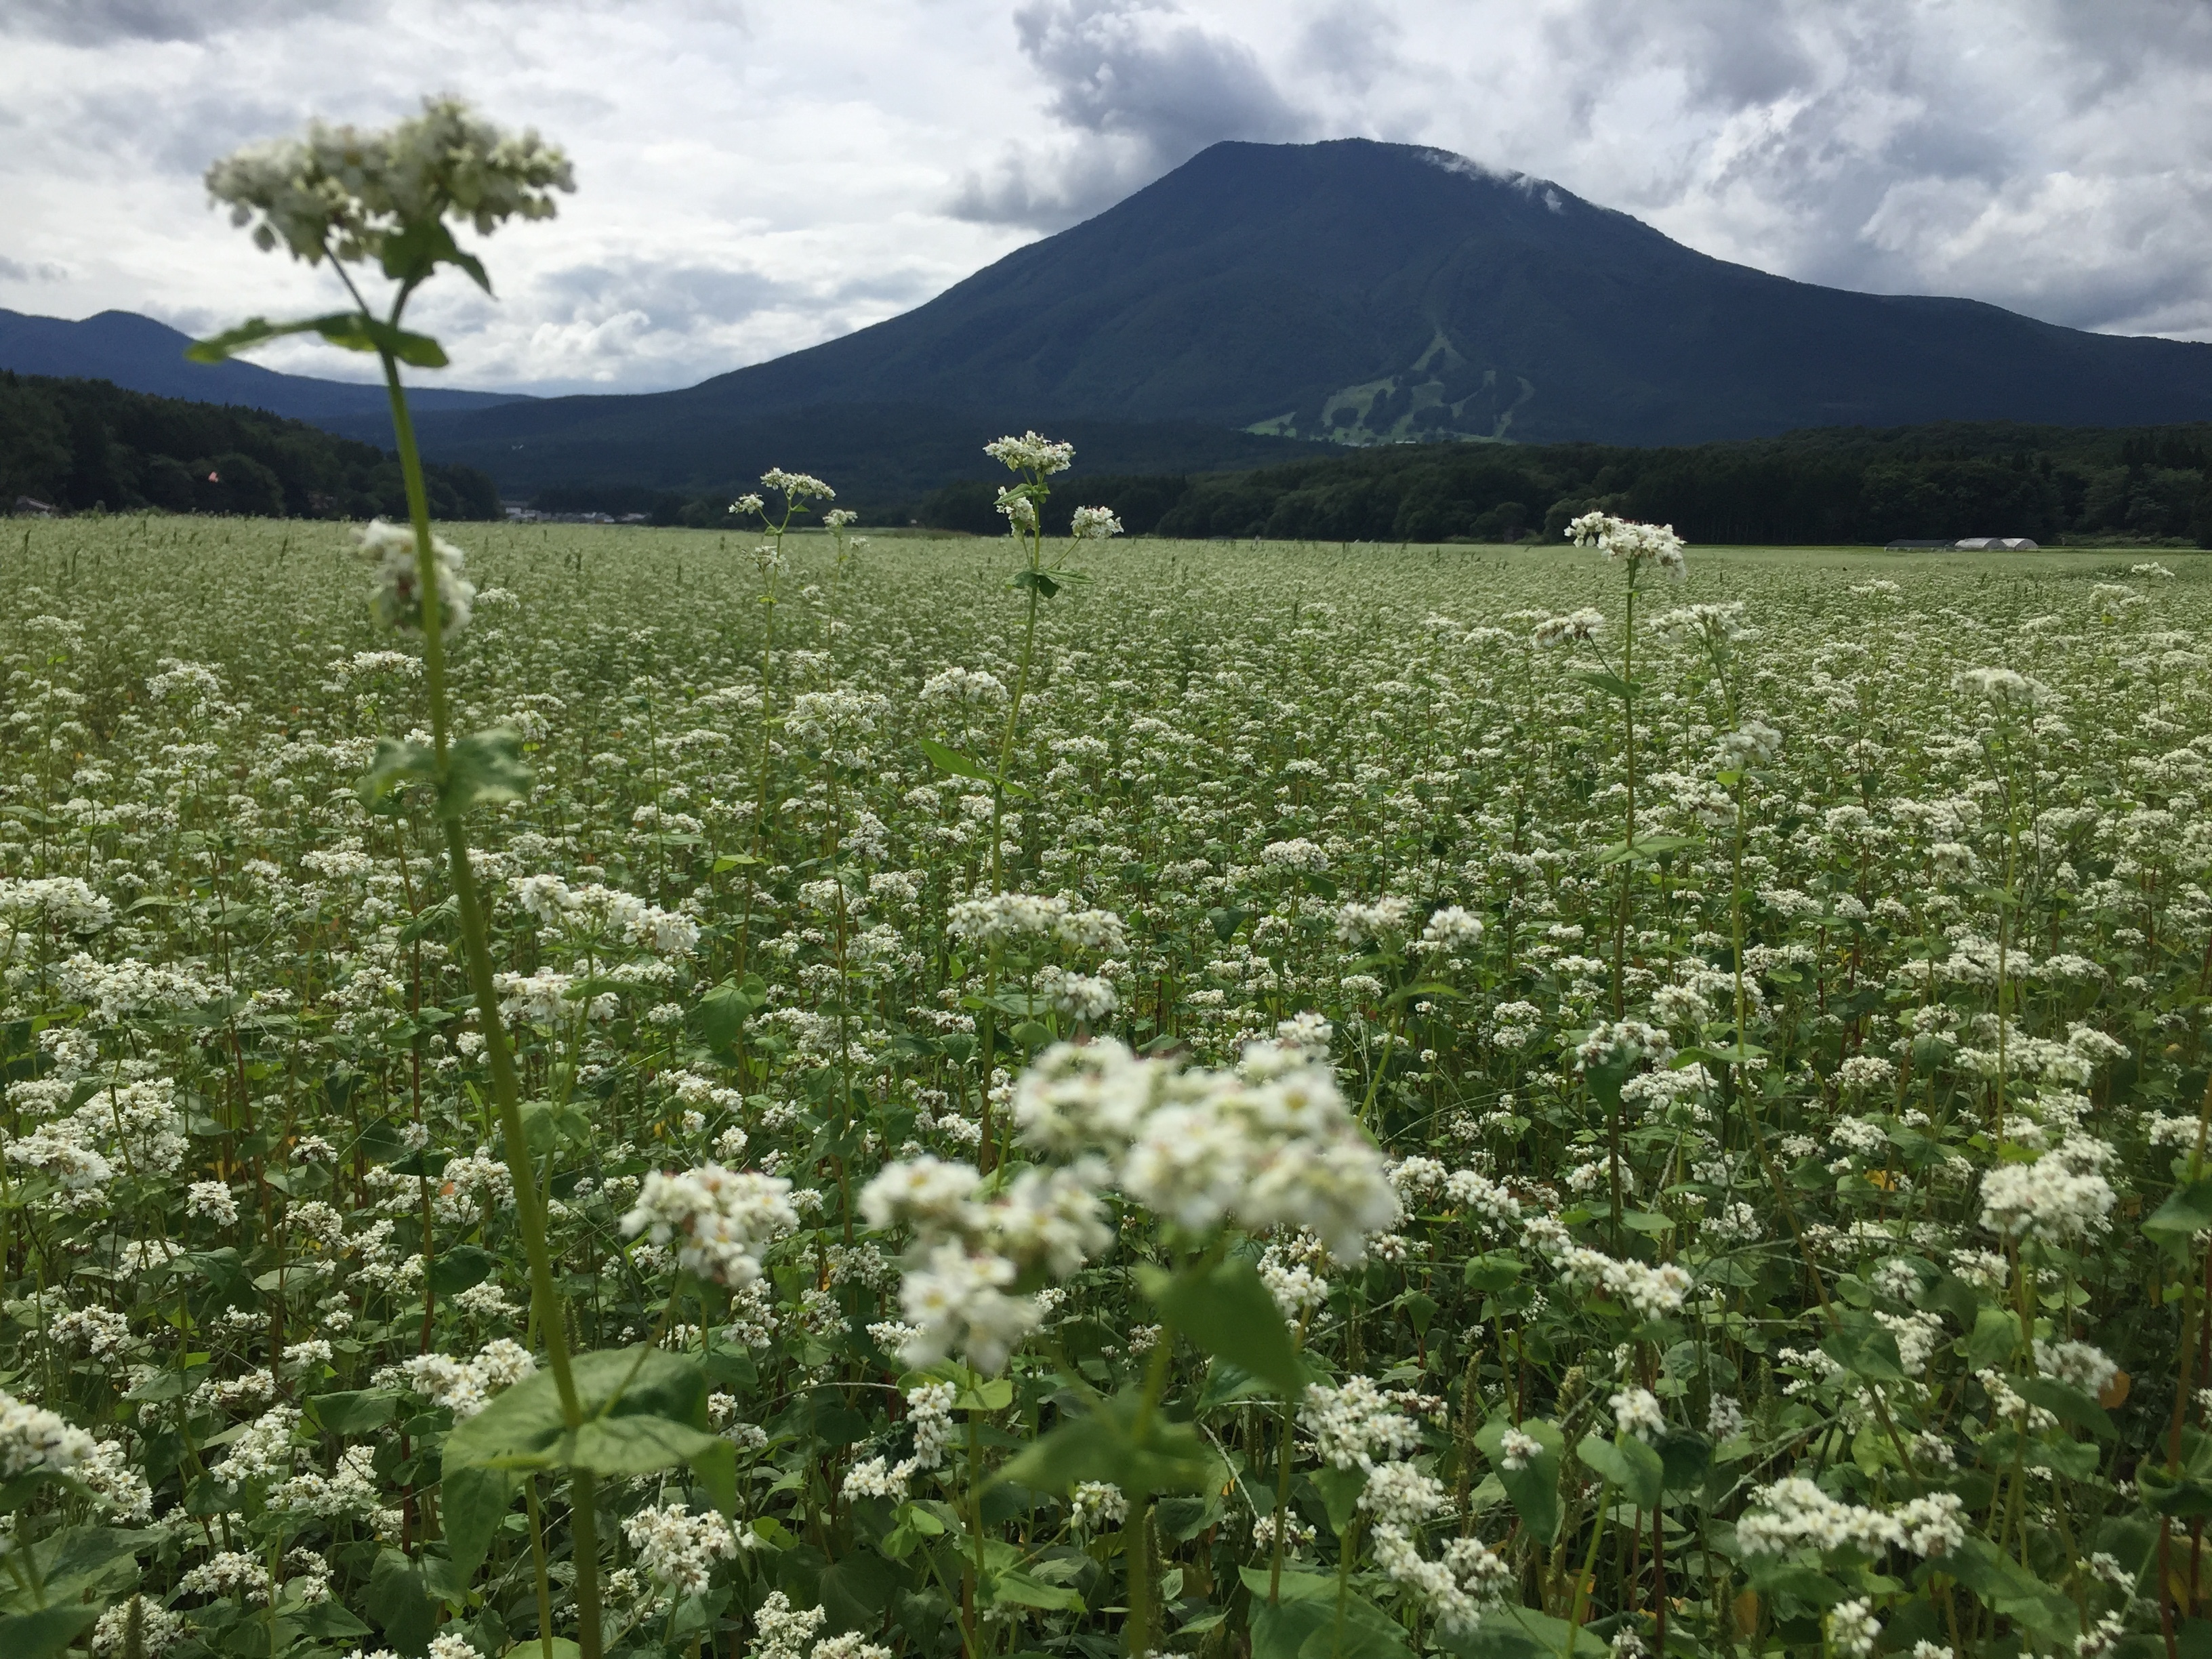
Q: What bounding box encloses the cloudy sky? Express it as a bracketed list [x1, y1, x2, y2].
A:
[3, 0, 2208, 395]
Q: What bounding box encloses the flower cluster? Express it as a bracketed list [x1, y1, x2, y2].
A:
[621, 1165, 798, 1287]
[205, 95, 573, 265]
[1566, 512, 1687, 580]
[354, 519, 476, 636]
[621, 1502, 745, 1597]
[1736, 1479, 1967, 1559]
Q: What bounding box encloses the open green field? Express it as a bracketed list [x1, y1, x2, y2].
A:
[3, 512, 2211, 1659]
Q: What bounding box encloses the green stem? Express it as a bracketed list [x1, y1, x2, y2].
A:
[1267, 1390, 1296, 1602]
[1561, 1482, 1613, 1659]
[967, 1410, 988, 1659]
[525, 1475, 557, 1659]
[989, 567, 1043, 895]
[1126, 1326, 1177, 1656]
[379, 344, 599, 1659]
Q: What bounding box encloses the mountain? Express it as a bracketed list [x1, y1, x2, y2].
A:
[377, 136, 2212, 497]
[0, 308, 531, 424]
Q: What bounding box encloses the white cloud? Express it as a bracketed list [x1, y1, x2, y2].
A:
[3, 0, 2209, 396]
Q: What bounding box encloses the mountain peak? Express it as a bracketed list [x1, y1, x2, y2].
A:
[17, 136, 2212, 499]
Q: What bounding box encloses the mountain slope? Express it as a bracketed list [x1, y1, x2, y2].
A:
[388, 137, 2212, 492]
[0, 308, 531, 423]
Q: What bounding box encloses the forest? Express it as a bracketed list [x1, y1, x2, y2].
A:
[0, 371, 502, 520]
[914, 420, 2212, 544]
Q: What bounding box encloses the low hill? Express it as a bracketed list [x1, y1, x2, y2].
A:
[0, 308, 531, 423]
[0, 371, 501, 519]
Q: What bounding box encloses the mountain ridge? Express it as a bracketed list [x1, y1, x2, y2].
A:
[15, 138, 2212, 499]
[0, 308, 532, 423]
[375, 138, 2212, 493]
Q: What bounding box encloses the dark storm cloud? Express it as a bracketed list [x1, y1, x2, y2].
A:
[949, 0, 1310, 228]
[0, 257, 70, 281]
[3, 0, 374, 45]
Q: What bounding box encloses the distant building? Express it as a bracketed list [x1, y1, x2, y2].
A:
[1885, 537, 2039, 550]
[12, 495, 55, 516]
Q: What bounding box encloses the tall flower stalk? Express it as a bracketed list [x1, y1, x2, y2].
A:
[729, 470, 834, 972]
[964, 436, 1119, 1166]
[192, 98, 617, 1659]
[1562, 512, 1685, 1013]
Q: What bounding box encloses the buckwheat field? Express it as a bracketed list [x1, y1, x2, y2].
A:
[9, 98, 2212, 1659]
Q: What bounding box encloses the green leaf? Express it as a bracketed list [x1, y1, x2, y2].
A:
[819, 1551, 903, 1626]
[2018, 1377, 2116, 1439]
[996, 1388, 1212, 1498]
[954, 1378, 1015, 1414]
[693, 978, 760, 1052]
[1386, 980, 1463, 1006]
[367, 1547, 438, 1655]
[1309, 1463, 1366, 1536]
[0, 1526, 151, 1614]
[918, 735, 1031, 798]
[1250, 1589, 1411, 1659]
[190, 310, 449, 368]
[1582, 1054, 1633, 1109]
[1462, 1254, 1524, 1292]
[1011, 569, 1061, 599]
[1208, 905, 1252, 942]
[1441, 1605, 1607, 1659]
[441, 1464, 512, 1583]
[2137, 1460, 2212, 1518]
[1576, 1431, 1664, 1510]
[1473, 1416, 1563, 1544]
[518, 1099, 591, 1158]
[568, 1412, 723, 1476]
[428, 1244, 496, 1296]
[689, 1437, 739, 1518]
[308, 1390, 401, 1435]
[1250, 1597, 1331, 1659]
[289, 1599, 373, 1640]
[1655, 1427, 1713, 1492]
[1570, 670, 1637, 700]
[0, 1606, 101, 1659]
[379, 218, 493, 295]
[1944, 1536, 2075, 1636]
[1138, 1257, 1305, 1397]
[1746, 1561, 1850, 1608]
[186, 314, 346, 363]
[919, 735, 989, 781]
[1820, 1316, 1908, 1384]
[1965, 1307, 2023, 1370]
[360, 736, 437, 807]
[441, 728, 531, 821]
[2025, 1433, 2102, 1480]
[988, 1570, 1083, 1612]
[1239, 1566, 1338, 1604]
[2146, 1178, 2212, 1256]
[447, 1347, 714, 1480]
[310, 312, 450, 367]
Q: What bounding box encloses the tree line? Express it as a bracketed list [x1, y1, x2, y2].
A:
[914, 419, 2212, 546]
[1, 373, 501, 520]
